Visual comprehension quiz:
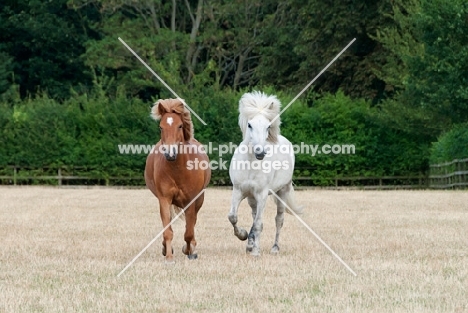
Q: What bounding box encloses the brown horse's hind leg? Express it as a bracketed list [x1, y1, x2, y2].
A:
[159, 200, 175, 264]
[182, 202, 199, 260]
[162, 245, 174, 256]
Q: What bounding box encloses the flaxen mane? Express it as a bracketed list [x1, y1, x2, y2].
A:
[151, 98, 194, 141]
[238, 91, 281, 143]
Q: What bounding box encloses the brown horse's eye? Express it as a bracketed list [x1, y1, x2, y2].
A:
[179, 125, 183, 129]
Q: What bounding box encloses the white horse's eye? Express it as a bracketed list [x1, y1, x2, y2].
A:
[248, 123, 252, 129]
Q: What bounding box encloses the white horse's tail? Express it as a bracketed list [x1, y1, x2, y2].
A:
[273, 184, 304, 215]
[170, 205, 186, 221]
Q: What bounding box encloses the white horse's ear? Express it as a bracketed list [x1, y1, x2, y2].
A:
[151, 100, 163, 121]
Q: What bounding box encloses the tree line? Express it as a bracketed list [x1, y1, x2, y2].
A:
[0, 0, 467, 185]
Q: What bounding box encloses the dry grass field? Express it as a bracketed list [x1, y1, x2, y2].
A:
[0, 187, 467, 312]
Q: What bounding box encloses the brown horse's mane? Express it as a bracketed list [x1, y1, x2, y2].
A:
[151, 98, 194, 141]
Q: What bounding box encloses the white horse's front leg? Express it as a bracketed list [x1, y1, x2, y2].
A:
[271, 187, 287, 254]
[248, 190, 268, 256]
[228, 187, 248, 241]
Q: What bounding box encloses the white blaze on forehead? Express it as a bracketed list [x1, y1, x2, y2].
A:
[167, 117, 173, 126]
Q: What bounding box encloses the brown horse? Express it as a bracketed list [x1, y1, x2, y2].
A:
[145, 99, 211, 263]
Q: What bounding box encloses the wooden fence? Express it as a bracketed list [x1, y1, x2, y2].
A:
[0, 166, 429, 189]
[3, 163, 466, 189]
[429, 158, 468, 189]
[295, 175, 428, 189]
[0, 166, 143, 186]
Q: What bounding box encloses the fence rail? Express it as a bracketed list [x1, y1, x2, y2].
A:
[0, 166, 144, 186]
[429, 158, 468, 189]
[0, 166, 430, 189]
[3, 162, 466, 189]
[295, 175, 427, 189]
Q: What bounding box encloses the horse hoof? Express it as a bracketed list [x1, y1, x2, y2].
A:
[236, 228, 248, 241]
[249, 249, 260, 257]
[182, 244, 196, 256]
[164, 257, 175, 265]
[187, 253, 198, 260]
[270, 245, 280, 255]
[246, 245, 253, 253]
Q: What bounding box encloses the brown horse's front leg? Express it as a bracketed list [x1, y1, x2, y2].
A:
[159, 199, 175, 264]
[182, 203, 198, 259]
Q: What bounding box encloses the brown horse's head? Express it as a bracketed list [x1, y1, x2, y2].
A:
[151, 98, 194, 161]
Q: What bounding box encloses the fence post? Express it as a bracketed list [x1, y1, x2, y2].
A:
[444, 163, 447, 187]
[58, 168, 62, 186]
[13, 166, 17, 186]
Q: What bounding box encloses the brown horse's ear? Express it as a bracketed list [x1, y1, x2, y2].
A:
[158, 101, 167, 116]
[151, 100, 164, 121]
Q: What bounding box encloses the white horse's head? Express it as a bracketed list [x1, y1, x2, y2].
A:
[238, 91, 281, 160]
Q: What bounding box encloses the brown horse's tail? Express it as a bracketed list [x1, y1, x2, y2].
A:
[170, 205, 186, 221]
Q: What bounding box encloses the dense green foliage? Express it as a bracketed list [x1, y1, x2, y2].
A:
[430, 123, 468, 164]
[0, 0, 98, 99]
[376, 0, 468, 137]
[0, 90, 155, 172]
[0, 87, 429, 185]
[282, 92, 429, 183]
[403, 0, 468, 131]
[255, 1, 394, 100]
[0, 0, 467, 185]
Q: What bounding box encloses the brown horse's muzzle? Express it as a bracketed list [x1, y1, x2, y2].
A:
[162, 144, 178, 161]
[164, 153, 177, 161]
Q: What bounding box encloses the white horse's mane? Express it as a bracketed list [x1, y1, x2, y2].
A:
[238, 91, 281, 143]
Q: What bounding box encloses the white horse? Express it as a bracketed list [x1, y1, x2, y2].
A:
[228, 91, 303, 256]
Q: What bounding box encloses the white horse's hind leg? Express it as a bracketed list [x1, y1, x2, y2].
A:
[246, 197, 257, 252]
[228, 187, 248, 241]
[271, 187, 287, 254]
[247, 197, 258, 220]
